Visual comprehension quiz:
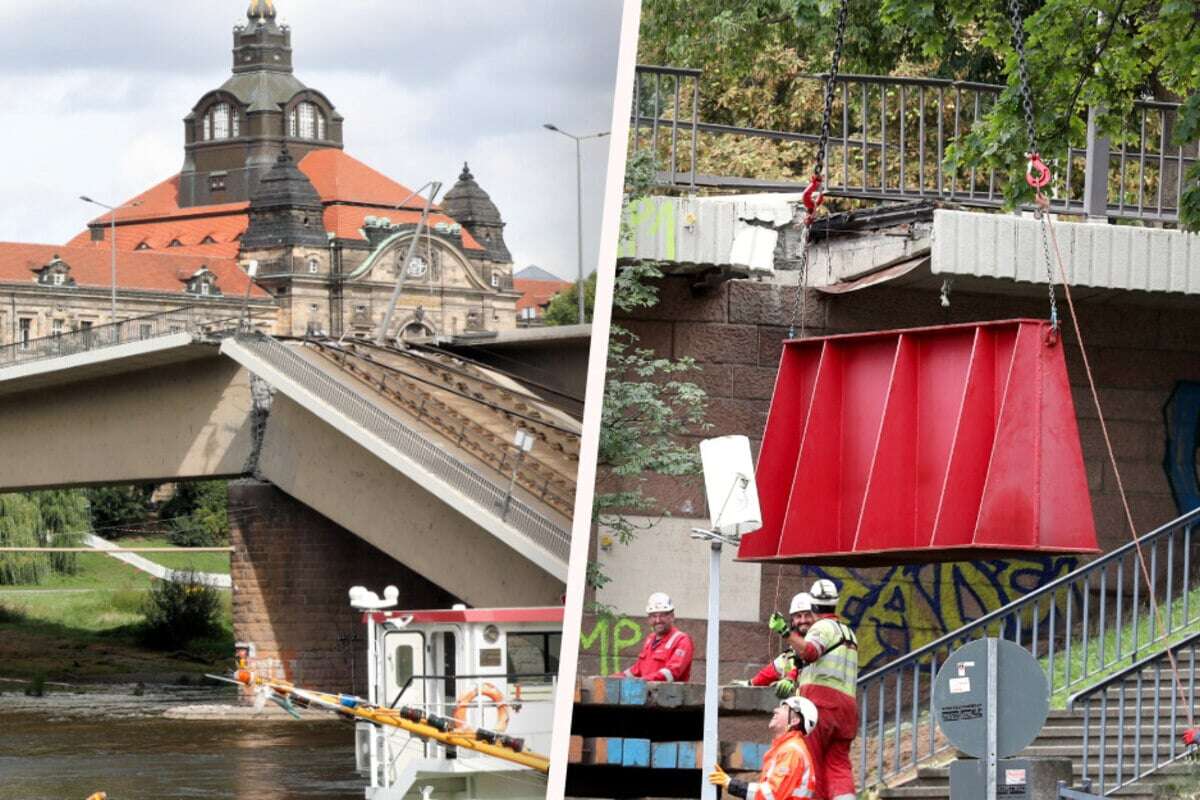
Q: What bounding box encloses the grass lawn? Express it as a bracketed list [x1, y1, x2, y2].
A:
[0, 549, 233, 681]
[116, 535, 231, 575]
[1041, 581, 1200, 707]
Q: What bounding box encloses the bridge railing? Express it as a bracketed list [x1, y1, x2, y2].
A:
[855, 506, 1200, 790]
[0, 306, 268, 370]
[632, 67, 1198, 224]
[232, 334, 572, 563]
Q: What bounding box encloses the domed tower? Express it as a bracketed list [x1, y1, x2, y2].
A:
[178, 0, 344, 208]
[443, 163, 512, 264]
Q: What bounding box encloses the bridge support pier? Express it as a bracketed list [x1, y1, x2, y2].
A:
[229, 479, 459, 693]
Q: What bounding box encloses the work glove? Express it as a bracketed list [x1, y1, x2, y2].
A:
[773, 678, 795, 698]
[768, 612, 789, 636]
[730, 679, 751, 687]
[708, 764, 731, 789]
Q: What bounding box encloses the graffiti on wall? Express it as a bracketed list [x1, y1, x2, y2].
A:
[1165, 381, 1200, 515]
[792, 556, 1079, 672]
[579, 615, 644, 676]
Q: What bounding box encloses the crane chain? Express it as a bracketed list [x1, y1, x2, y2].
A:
[789, 0, 850, 339]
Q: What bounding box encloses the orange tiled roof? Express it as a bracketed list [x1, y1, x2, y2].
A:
[67, 213, 247, 258]
[0, 242, 270, 298]
[514, 278, 571, 313]
[73, 149, 482, 255]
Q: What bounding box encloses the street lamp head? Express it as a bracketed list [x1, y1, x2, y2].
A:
[79, 195, 94, 203]
[542, 123, 559, 132]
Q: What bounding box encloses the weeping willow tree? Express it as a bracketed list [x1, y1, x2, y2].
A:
[35, 491, 89, 575]
[0, 491, 90, 585]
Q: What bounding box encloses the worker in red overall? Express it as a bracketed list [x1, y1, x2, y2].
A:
[620, 592, 694, 682]
[737, 592, 816, 697]
[794, 579, 859, 800]
[708, 695, 819, 799]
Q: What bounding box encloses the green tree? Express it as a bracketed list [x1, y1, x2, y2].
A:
[159, 480, 229, 547]
[543, 272, 598, 326]
[0, 494, 46, 585]
[590, 151, 710, 590]
[87, 485, 153, 538]
[638, 0, 1200, 226]
[33, 490, 89, 575]
[0, 491, 91, 585]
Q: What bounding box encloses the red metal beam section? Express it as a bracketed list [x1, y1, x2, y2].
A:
[738, 320, 1099, 565]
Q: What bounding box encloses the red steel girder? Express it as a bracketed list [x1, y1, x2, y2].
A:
[738, 320, 1099, 565]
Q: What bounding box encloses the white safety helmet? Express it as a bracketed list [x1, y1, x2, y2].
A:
[810, 579, 839, 608]
[788, 592, 813, 615]
[782, 695, 819, 734]
[646, 592, 675, 614]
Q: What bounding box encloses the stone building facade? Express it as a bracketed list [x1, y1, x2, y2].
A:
[1, 1, 520, 344]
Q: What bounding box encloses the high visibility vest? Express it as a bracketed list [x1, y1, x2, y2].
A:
[796, 617, 858, 697]
[746, 730, 816, 800]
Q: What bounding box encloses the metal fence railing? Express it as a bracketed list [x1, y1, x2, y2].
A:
[232, 334, 571, 563]
[856, 506, 1200, 790]
[632, 66, 1199, 225]
[0, 307, 265, 370]
[1067, 631, 1200, 795]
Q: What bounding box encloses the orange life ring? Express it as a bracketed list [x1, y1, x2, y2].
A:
[452, 682, 510, 732]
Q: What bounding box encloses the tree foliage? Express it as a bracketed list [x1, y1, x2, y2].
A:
[639, 0, 1200, 226]
[160, 480, 230, 547]
[141, 570, 223, 650]
[0, 491, 89, 585]
[591, 152, 710, 586]
[543, 272, 597, 326]
[87, 485, 153, 538]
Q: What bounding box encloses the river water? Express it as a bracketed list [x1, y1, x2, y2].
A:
[0, 685, 363, 800]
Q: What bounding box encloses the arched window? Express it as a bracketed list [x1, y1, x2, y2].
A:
[204, 102, 238, 141]
[289, 101, 325, 140]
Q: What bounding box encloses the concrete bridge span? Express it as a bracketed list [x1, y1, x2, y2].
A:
[0, 329, 574, 686]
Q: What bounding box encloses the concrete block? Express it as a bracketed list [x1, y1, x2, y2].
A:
[651, 741, 679, 768]
[622, 738, 651, 767]
[676, 740, 700, 769]
[619, 677, 648, 705]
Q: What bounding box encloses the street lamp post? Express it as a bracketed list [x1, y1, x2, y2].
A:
[80, 195, 136, 324]
[542, 123, 608, 325]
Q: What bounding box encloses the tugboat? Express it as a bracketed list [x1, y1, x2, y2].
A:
[218, 586, 561, 800]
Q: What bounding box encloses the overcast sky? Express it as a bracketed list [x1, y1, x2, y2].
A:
[0, 1, 624, 281]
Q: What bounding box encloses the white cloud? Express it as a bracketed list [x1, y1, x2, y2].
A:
[0, 0, 624, 279]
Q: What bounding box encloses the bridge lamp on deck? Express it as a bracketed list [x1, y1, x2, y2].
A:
[692, 435, 762, 800]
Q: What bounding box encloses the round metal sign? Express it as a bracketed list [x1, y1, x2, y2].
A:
[933, 638, 1048, 760]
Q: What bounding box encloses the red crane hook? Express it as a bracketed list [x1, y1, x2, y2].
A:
[802, 174, 825, 224]
[1025, 153, 1051, 190]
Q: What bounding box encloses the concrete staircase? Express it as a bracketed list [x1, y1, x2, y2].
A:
[878, 672, 1200, 800]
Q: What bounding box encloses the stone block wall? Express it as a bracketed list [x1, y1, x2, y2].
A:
[229, 479, 458, 694]
[596, 273, 1200, 677]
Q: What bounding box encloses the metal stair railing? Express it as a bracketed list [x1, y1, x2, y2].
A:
[1066, 630, 1200, 795]
[632, 66, 1199, 224]
[856, 506, 1200, 789]
[231, 334, 572, 563]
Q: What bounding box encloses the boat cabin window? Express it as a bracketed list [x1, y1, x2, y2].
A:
[506, 631, 561, 685]
[442, 631, 457, 702]
[395, 643, 415, 690]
